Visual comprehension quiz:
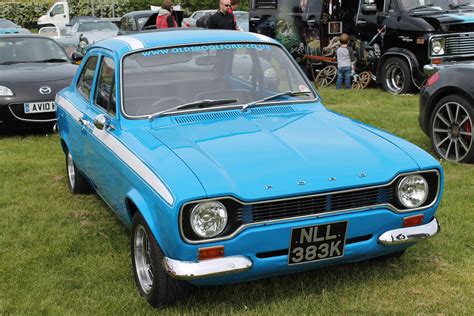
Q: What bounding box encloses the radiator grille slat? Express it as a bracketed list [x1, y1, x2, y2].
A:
[235, 187, 395, 223]
[445, 36, 474, 55]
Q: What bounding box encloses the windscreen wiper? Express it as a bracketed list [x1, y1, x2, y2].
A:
[241, 91, 312, 112]
[38, 58, 68, 63]
[449, 2, 473, 10]
[410, 4, 435, 11]
[148, 98, 238, 120]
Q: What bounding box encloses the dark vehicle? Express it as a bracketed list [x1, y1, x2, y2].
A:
[250, 0, 474, 94]
[419, 63, 474, 163]
[0, 35, 77, 130]
[118, 8, 184, 35]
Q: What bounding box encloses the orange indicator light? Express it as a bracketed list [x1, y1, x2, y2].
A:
[403, 214, 425, 227]
[198, 246, 224, 260]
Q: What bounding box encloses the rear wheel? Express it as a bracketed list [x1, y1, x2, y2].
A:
[131, 212, 192, 308]
[381, 57, 414, 94]
[65, 150, 93, 194]
[430, 94, 474, 163]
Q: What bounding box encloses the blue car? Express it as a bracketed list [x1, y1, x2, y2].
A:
[56, 29, 443, 307]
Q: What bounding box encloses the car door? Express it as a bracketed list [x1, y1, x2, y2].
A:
[81, 52, 123, 209]
[66, 54, 99, 174]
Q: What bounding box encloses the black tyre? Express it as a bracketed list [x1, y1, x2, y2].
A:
[65, 150, 93, 194]
[131, 212, 192, 308]
[430, 94, 474, 163]
[381, 57, 414, 94]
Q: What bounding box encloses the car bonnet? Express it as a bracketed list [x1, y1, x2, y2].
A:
[146, 106, 421, 201]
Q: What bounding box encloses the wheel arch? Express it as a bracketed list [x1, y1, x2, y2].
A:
[125, 189, 166, 250]
[377, 49, 424, 89]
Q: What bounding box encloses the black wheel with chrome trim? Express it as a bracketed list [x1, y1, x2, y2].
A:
[65, 150, 93, 194]
[430, 94, 474, 163]
[382, 57, 414, 94]
[131, 212, 192, 308]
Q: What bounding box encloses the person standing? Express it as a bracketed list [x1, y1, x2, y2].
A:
[156, 0, 177, 29]
[207, 0, 237, 30]
[335, 33, 356, 90]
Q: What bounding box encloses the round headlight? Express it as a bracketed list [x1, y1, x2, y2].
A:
[79, 40, 88, 48]
[432, 40, 443, 55]
[397, 175, 429, 208]
[190, 201, 228, 238]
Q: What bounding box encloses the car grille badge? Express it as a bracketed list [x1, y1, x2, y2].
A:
[39, 86, 52, 95]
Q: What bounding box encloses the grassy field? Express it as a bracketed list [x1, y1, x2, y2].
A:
[1, 87, 473, 314]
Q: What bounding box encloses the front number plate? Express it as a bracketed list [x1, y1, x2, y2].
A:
[288, 221, 348, 265]
[24, 101, 56, 114]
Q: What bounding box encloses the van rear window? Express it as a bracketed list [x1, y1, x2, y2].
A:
[254, 0, 277, 9]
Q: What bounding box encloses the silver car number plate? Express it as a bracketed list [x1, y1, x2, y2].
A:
[24, 101, 56, 114]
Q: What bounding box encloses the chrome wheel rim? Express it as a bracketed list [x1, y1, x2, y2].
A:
[432, 101, 473, 162]
[385, 64, 405, 93]
[134, 225, 154, 294]
[67, 152, 75, 189]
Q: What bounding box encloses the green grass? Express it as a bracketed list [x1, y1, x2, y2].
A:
[1, 88, 474, 314]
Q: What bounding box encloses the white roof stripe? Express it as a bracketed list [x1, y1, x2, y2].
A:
[56, 96, 174, 205]
[116, 36, 146, 50]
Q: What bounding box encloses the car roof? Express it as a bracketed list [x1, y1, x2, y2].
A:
[122, 10, 156, 18]
[0, 34, 48, 39]
[93, 29, 278, 56]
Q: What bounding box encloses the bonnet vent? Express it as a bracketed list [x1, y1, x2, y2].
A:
[174, 106, 295, 124]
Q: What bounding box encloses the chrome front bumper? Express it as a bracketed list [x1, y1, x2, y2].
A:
[163, 255, 252, 280]
[378, 218, 440, 245]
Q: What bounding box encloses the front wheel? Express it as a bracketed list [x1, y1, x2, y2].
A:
[131, 212, 192, 308]
[430, 94, 474, 163]
[381, 57, 414, 94]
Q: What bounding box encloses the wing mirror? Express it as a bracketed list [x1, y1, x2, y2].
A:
[94, 114, 115, 131]
[362, 0, 378, 15]
[71, 52, 83, 64]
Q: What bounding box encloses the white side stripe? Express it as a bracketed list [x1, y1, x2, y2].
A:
[116, 36, 145, 50]
[56, 96, 174, 205]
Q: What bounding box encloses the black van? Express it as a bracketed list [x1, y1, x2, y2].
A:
[250, 0, 474, 93]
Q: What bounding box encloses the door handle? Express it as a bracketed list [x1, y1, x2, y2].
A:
[357, 19, 367, 25]
[250, 17, 261, 21]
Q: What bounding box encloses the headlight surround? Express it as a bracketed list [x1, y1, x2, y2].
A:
[397, 175, 429, 209]
[0, 85, 14, 96]
[190, 201, 228, 238]
[79, 40, 88, 48]
[431, 38, 445, 56]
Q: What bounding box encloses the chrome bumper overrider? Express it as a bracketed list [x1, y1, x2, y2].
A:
[163, 255, 253, 280]
[378, 218, 440, 245]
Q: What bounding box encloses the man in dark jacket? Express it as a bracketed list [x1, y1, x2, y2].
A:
[207, 0, 237, 30]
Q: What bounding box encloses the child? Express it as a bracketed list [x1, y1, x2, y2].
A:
[335, 33, 356, 89]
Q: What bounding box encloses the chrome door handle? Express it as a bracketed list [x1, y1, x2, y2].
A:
[250, 17, 261, 21]
[357, 20, 367, 25]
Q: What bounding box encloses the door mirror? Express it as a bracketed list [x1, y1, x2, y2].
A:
[49, 11, 55, 17]
[362, 0, 378, 15]
[71, 52, 84, 64]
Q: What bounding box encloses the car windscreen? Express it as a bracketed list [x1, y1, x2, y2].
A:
[122, 43, 315, 117]
[77, 21, 118, 32]
[0, 20, 17, 28]
[0, 37, 68, 64]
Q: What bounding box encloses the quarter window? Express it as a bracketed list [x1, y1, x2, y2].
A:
[76, 56, 98, 102]
[95, 57, 116, 115]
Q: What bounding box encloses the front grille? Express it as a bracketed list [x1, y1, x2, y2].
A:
[181, 170, 440, 243]
[445, 35, 474, 56]
[237, 187, 394, 224]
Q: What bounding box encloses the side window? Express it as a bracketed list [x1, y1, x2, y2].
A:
[76, 56, 98, 102]
[95, 57, 116, 115]
[120, 17, 128, 30]
[52, 4, 64, 15]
